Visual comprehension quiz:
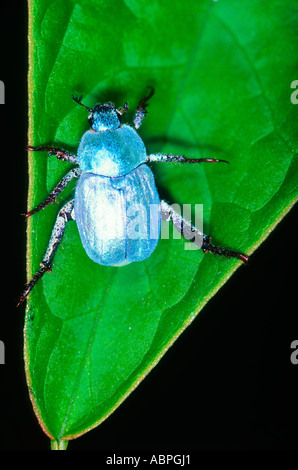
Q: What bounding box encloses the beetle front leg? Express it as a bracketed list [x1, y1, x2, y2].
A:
[28, 145, 78, 164]
[148, 153, 228, 164]
[133, 87, 155, 129]
[26, 167, 81, 217]
[18, 199, 75, 306]
[160, 200, 249, 263]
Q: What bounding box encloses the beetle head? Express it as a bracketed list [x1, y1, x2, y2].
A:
[72, 94, 129, 131]
[89, 103, 126, 131]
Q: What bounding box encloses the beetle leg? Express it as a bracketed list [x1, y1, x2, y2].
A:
[160, 200, 249, 263]
[25, 167, 81, 218]
[18, 199, 75, 306]
[133, 86, 155, 129]
[147, 153, 228, 164]
[28, 145, 78, 164]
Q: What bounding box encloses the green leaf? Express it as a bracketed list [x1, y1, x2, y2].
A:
[25, 0, 298, 444]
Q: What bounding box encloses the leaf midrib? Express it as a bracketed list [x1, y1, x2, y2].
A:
[58, 267, 117, 438]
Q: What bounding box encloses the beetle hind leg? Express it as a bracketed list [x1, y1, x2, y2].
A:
[160, 200, 249, 264]
[201, 235, 249, 263]
[17, 199, 75, 306]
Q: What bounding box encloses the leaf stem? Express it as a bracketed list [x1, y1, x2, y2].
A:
[51, 439, 69, 450]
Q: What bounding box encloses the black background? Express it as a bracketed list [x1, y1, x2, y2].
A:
[1, 2, 298, 452]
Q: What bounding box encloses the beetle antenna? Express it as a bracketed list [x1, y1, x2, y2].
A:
[72, 94, 93, 112]
[116, 102, 129, 116]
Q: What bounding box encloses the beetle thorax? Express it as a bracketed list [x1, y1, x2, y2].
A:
[77, 124, 147, 177]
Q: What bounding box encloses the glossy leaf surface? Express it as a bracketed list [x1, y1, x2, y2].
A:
[25, 0, 298, 443]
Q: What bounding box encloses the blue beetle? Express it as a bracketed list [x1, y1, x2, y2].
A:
[19, 89, 248, 305]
